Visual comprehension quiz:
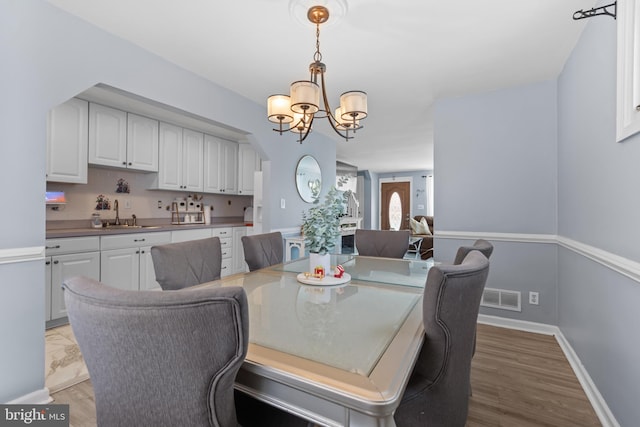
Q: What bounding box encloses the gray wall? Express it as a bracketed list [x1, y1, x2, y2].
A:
[0, 0, 335, 402]
[434, 10, 640, 425]
[557, 11, 640, 426]
[433, 80, 559, 325]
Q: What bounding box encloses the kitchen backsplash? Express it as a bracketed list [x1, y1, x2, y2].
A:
[46, 167, 252, 222]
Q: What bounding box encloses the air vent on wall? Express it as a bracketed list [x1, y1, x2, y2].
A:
[481, 288, 521, 312]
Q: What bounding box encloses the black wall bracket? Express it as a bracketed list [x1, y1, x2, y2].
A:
[573, 2, 616, 20]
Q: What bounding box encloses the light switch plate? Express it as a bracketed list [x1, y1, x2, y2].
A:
[280, 198, 286, 209]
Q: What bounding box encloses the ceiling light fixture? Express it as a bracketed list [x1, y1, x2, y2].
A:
[267, 5, 367, 143]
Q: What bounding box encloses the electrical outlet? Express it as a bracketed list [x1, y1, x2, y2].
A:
[124, 200, 131, 209]
[280, 198, 286, 209]
[157, 200, 163, 209]
[529, 291, 539, 305]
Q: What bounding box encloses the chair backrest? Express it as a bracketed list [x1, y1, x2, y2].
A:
[453, 239, 494, 265]
[63, 276, 248, 427]
[355, 229, 410, 258]
[241, 232, 283, 271]
[397, 251, 489, 426]
[151, 237, 222, 290]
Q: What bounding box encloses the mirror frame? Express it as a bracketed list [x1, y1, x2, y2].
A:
[295, 155, 322, 203]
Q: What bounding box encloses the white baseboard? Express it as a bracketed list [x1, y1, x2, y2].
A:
[6, 387, 52, 404]
[478, 314, 619, 427]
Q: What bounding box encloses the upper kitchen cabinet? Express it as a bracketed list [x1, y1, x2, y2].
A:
[46, 98, 89, 183]
[203, 134, 238, 194]
[237, 142, 261, 195]
[153, 123, 204, 192]
[89, 104, 159, 172]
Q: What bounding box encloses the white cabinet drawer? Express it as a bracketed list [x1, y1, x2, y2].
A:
[221, 247, 232, 259]
[101, 232, 171, 250]
[221, 258, 233, 277]
[171, 228, 212, 243]
[212, 227, 232, 238]
[46, 236, 100, 256]
[219, 237, 232, 249]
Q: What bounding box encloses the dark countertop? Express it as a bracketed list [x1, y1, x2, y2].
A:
[46, 217, 252, 239]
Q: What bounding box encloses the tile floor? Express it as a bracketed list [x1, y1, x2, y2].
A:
[45, 324, 89, 393]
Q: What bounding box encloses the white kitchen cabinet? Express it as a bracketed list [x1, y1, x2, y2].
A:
[203, 134, 238, 194]
[182, 129, 205, 191]
[232, 227, 248, 274]
[155, 123, 203, 191]
[126, 113, 159, 171]
[89, 105, 158, 172]
[212, 227, 233, 277]
[237, 143, 261, 195]
[88, 103, 127, 168]
[46, 97, 88, 183]
[45, 236, 100, 326]
[100, 232, 171, 291]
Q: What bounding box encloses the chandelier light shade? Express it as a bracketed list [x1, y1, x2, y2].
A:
[267, 5, 367, 143]
[267, 94, 294, 124]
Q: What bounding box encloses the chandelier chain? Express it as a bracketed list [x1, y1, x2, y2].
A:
[314, 23, 322, 63]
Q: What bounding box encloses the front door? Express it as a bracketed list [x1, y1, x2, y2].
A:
[381, 181, 410, 230]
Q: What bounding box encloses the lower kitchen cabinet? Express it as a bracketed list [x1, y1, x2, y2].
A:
[100, 232, 171, 291]
[232, 226, 247, 274]
[45, 237, 100, 327]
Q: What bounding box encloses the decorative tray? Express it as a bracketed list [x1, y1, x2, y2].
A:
[296, 272, 351, 286]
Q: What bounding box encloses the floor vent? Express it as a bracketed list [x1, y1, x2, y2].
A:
[481, 288, 521, 312]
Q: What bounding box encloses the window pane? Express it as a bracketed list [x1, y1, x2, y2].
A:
[388, 192, 402, 230]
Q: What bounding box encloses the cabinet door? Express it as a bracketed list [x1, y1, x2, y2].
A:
[182, 129, 204, 192]
[232, 227, 247, 274]
[203, 134, 223, 193]
[45, 259, 52, 321]
[222, 140, 238, 194]
[101, 248, 140, 291]
[158, 122, 183, 190]
[46, 98, 88, 183]
[238, 143, 259, 195]
[139, 246, 161, 291]
[50, 251, 100, 320]
[127, 113, 159, 172]
[89, 103, 127, 168]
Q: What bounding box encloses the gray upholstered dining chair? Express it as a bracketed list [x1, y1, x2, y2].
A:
[453, 239, 494, 265]
[150, 237, 222, 290]
[63, 275, 248, 427]
[355, 229, 410, 258]
[394, 250, 490, 427]
[241, 232, 283, 271]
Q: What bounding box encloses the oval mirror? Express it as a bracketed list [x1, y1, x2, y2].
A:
[296, 155, 322, 203]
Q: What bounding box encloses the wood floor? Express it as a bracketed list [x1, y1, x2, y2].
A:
[51, 324, 602, 427]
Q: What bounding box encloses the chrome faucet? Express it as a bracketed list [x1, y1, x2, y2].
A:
[114, 199, 120, 225]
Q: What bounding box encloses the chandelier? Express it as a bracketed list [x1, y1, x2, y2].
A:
[267, 5, 368, 143]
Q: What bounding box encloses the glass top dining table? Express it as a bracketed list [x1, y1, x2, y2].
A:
[196, 254, 433, 427]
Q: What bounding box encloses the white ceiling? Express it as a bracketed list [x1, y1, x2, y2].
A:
[46, 0, 596, 173]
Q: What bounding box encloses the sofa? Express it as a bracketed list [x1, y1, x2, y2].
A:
[410, 215, 434, 259]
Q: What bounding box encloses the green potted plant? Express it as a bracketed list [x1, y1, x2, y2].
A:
[301, 179, 347, 275]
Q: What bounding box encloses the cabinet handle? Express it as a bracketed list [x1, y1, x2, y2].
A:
[128, 162, 132, 166]
[140, 250, 145, 254]
[45, 261, 51, 265]
[45, 245, 61, 250]
[136, 250, 140, 254]
[122, 161, 127, 165]
[53, 260, 59, 264]
[134, 238, 146, 242]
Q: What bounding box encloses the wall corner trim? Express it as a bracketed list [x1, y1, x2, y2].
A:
[478, 314, 620, 427]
